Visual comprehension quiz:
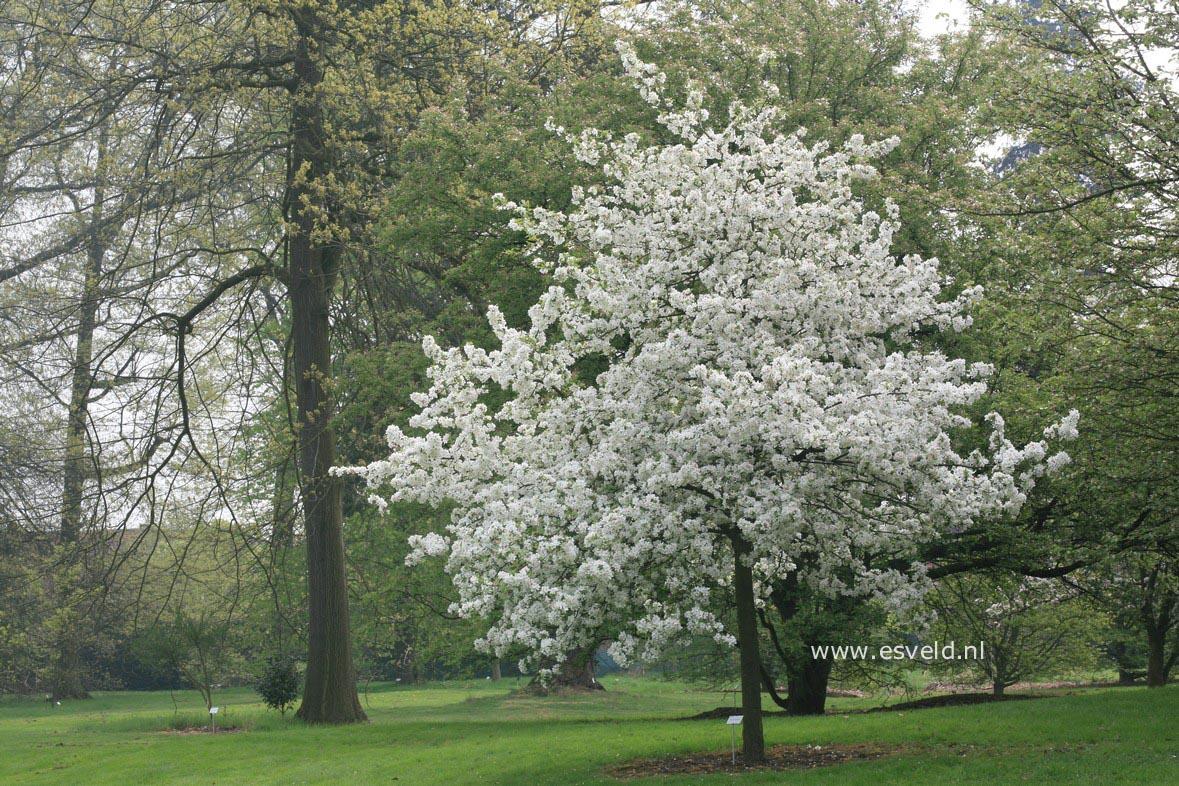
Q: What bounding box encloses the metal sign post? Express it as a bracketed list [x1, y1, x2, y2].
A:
[726, 715, 743, 764]
[209, 706, 219, 734]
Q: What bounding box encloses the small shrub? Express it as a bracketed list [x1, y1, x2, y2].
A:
[257, 657, 301, 717]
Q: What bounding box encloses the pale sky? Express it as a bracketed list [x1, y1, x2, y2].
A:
[915, 0, 973, 39]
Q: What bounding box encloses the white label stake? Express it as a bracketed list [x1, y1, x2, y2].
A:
[726, 715, 743, 763]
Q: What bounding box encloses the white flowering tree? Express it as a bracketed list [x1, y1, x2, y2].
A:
[346, 45, 1076, 762]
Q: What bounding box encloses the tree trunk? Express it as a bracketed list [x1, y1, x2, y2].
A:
[51, 126, 109, 702]
[527, 644, 604, 692]
[552, 650, 603, 690]
[761, 570, 840, 716]
[60, 241, 98, 554]
[730, 532, 765, 764]
[49, 632, 89, 701]
[491, 659, 502, 681]
[785, 655, 831, 716]
[289, 6, 364, 724]
[1145, 626, 1167, 687]
[1108, 641, 1139, 684]
[268, 455, 298, 658]
[991, 657, 1009, 697]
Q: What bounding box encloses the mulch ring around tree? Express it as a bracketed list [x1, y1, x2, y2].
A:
[606, 743, 900, 779]
[160, 725, 246, 735]
[681, 691, 1051, 722]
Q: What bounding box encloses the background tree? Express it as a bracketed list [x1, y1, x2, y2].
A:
[1080, 552, 1179, 687]
[927, 572, 1104, 695]
[950, 0, 1179, 691]
[0, 0, 290, 700]
[134, 610, 241, 712]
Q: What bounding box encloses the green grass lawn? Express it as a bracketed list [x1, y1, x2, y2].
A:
[0, 678, 1174, 784]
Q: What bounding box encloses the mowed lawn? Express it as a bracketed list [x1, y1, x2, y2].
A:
[0, 678, 1175, 785]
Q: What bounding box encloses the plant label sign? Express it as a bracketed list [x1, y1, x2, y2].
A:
[209, 707, 219, 714]
[726, 716, 743, 725]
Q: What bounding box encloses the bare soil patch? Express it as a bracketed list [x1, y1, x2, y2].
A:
[682, 690, 1050, 722]
[924, 679, 1129, 693]
[826, 688, 871, 698]
[869, 692, 1048, 712]
[607, 743, 899, 779]
[679, 706, 787, 721]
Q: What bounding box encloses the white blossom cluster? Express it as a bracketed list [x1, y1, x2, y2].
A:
[982, 576, 1078, 622]
[343, 44, 1078, 675]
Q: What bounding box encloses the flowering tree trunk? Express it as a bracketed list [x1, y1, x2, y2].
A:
[731, 532, 765, 763]
[528, 645, 604, 692]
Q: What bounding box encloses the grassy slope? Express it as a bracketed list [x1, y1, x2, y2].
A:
[0, 678, 1174, 785]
